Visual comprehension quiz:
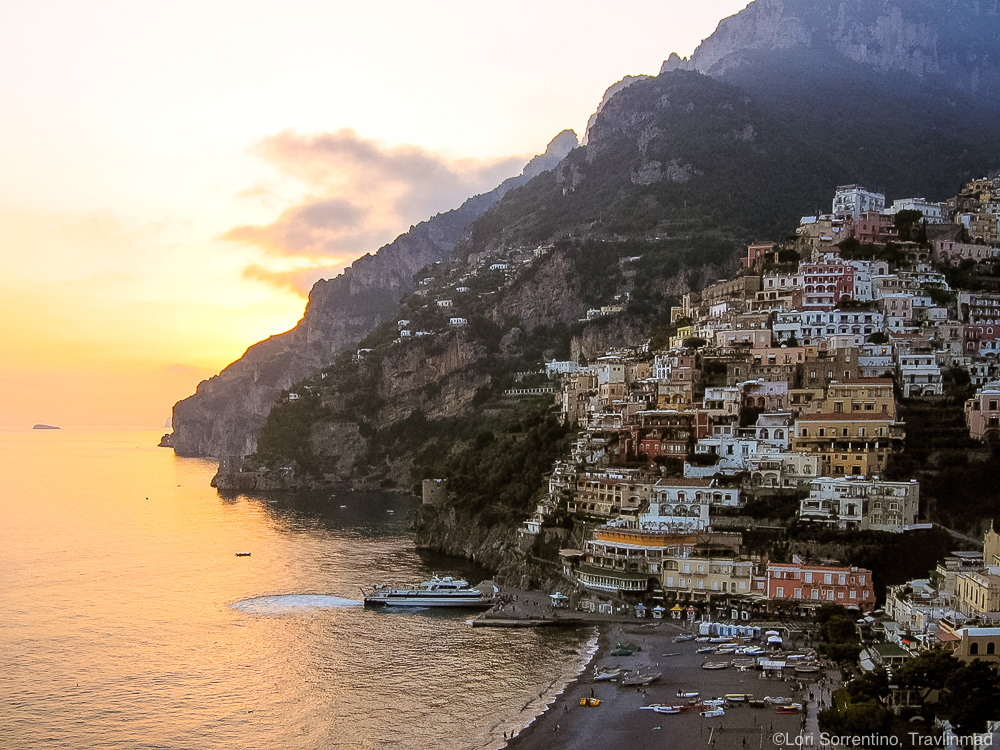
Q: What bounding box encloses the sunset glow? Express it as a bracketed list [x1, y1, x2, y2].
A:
[0, 0, 750, 428]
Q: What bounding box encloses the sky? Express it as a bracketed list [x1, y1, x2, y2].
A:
[0, 0, 750, 429]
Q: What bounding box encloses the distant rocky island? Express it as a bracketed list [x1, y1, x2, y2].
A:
[32, 424, 60, 430]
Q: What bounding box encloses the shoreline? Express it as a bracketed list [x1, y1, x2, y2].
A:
[492, 626, 601, 748]
[500, 617, 837, 750]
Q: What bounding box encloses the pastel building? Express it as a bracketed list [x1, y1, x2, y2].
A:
[759, 559, 876, 611]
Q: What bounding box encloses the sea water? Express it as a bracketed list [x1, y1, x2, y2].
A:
[0, 429, 588, 749]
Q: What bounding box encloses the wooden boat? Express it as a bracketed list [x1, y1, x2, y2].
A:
[748, 699, 768, 708]
[579, 697, 601, 707]
[724, 693, 753, 703]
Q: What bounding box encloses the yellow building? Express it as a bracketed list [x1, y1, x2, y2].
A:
[806, 379, 897, 420]
[791, 414, 905, 477]
[956, 568, 1000, 620]
[661, 547, 755, 603]
[567, 471, 656, 519]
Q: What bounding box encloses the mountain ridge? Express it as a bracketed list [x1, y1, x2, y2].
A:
[169, 130, 577, 457]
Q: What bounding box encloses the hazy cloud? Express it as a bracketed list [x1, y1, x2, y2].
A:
[242, 263, 342, 295]
[225, 129, 526, 294]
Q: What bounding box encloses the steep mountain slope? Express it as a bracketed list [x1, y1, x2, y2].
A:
[169, 131, 577, 457]
[172, 0, 1000, 462]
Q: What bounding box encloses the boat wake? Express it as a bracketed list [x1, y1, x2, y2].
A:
[230, 594, 363, 615]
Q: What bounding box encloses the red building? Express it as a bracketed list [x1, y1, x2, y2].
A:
[799, 256, 856, 310]
[741, 241, 778, 269]
[756, 559, 876, 611]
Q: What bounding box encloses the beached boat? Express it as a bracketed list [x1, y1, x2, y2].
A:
[621, 670, 662, 686]
[593, 666, 622, 681]
[676, 691, 699, 699]
[702, 698, 726, 707]
[673, 634, 694, 642]
[579, 697, 601, 707]
[701, 661, 730, 670]
[794, 663, 822, 674]
[610, 641, 641, 656]
[361, 576, 497, 608]
[640, 704, 683, 714]
[776, 703, 803, 714]
[700, 708, 725, 718]
[732, 658, 757, 670]
[748, 699, 768, 708]
[724, 693, 753, 703]
[764, 696, 792, 705]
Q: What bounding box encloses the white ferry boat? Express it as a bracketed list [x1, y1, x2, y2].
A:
[361, 576, 498, 608]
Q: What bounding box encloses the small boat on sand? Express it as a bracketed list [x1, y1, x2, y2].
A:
[579, 697, 601, 707]
[702, 661, 730, 670]
[794, 663, 822, 674]
[700, 708, 725, 718]
[593, 666, 622, 681]
[696, 646, 715, 654]
[676, 690, 699, 699]
[640, 704, 683, 714]
[776, 703, 803, 714]
[621, 670, 662, 686]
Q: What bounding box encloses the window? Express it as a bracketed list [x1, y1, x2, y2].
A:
[805, 573, 813, 583]
[824, 573, 833, 584]
[795, 588, 802, 598]
[776, 586, 785, 597]
[971, 642, 980, 655]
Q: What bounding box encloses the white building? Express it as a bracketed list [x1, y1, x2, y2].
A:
[833, 184, 885, 219]
[773, 310, 884, 345]
[747, 451, 820, 490]
[897, 353, 943, 397]
[886, 198, 946, 224]
[799, 476, 920, 532]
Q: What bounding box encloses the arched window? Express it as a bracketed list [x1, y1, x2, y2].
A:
[761, 428, 770, 439]
[988, 642, 996, 655]
[775, 429, 785, 439]
[971, 642, 980, 655]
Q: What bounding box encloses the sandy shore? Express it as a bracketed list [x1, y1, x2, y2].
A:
[503, 618, 838, 750]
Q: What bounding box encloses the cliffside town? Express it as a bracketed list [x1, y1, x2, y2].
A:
[478, 177, 1000, 638]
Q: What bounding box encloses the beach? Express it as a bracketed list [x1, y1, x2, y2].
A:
[501, 617, 837, 750]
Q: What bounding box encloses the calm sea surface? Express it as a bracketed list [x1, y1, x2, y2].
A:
[0, 429, 590, 750]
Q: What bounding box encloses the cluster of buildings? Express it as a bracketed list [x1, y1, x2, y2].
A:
[525, 180, 1000, 616]
[878, 525, 1000, 666]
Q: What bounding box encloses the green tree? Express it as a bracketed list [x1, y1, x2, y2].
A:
[942, 660, 1000, 734]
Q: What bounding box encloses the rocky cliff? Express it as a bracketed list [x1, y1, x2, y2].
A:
[665, 0, 1000, 96]
[170, 130, 577, 458]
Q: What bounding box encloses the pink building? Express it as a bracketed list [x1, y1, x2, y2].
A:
[799, 257, 856, 310]
[755, 559, 876, 611]
[966, 385, 1000, 441]
[847, 210, 897, 246]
